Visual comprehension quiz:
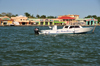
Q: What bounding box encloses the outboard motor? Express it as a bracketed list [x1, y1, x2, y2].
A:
[34, 28, 39, 34]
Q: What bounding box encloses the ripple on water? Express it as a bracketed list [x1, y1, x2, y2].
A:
[0, 26, 100, 66]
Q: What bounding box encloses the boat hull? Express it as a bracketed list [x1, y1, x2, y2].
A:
[39, 27, 93, 34]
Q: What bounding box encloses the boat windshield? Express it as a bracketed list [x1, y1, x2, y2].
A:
[65, 26, 68, 28]
[69, 26, 74, 29]
[69, 26, 80, 29]
[75, 26, 80, 28]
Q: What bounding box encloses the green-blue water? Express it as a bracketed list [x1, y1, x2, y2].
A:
[0, 26, 100, 66]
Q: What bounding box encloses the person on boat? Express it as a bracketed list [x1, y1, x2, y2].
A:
[34, 28, 40, 34]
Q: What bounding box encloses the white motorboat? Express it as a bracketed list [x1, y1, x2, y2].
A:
[34, 25, 93, 34]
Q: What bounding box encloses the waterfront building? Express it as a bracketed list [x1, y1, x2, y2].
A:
[57, 16, 76, 25]
[58, 15, 98, 25]
[58, 14, 79, 19]
[28, 15, 78, 26]
[36, 19, 54, 25]
[7, 14, 98, 26]
[28, 19, 39, 25]
[53, 19, 65, 25]
[28, 18, 65, 26]
[11, 15, 35, 25]
[76, 18, 98, 25]
[0, 16, 13, 25]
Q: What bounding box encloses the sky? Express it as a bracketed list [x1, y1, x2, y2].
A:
[0, 0, 100, 18]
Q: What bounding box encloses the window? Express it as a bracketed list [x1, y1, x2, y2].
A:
[50, 22, 52, 25]
[65, 26, 68, 28]
[50, 20, 53, 22]
[63, 19, 65, 21]
[45, 22, 48, 25]
[40, 22, 43, 25]
[40, 19, 43, 21]
[69, 26, 74, 28]
[69, 26, 80, 28]
[45, 19, 48, 22]
[75, 26, 80, 28]
[66, 19, 68, 21]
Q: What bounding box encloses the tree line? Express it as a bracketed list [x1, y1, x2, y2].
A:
[0, 12, 100, 22]
[0, 12, 57, 18]
[0, 12, 18, 17]
[85, 15, 100, 22]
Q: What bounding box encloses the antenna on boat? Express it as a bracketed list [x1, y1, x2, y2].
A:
[73, 22, 75, 34]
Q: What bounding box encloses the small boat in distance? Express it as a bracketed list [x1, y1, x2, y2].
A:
[10, 24, 15, 26]
[34, 25, 93, 34]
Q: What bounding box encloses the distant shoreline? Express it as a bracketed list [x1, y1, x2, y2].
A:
[0, 25, 100, 27]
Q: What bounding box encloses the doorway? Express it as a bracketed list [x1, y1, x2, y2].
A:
[45, 22, 48, 25]
[22, 22, 26, 25]
[50, 22, 52, 25]
[91, 21, 93, 25]
[88, 21, 89, 25]
[40, 22, 43, 25]
[3, 21, 8, 25]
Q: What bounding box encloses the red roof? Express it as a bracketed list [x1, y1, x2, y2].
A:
[58, 16, 75, 19]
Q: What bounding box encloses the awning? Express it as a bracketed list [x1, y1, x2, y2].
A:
[58, 16, 75, 19]
[54, 22, 65, 23]
[35, 21, 39, 23]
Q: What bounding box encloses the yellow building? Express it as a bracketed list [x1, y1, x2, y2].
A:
[0, 16, 13, 25]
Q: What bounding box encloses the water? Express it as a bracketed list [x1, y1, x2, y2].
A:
[0, 26, 100, 66]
